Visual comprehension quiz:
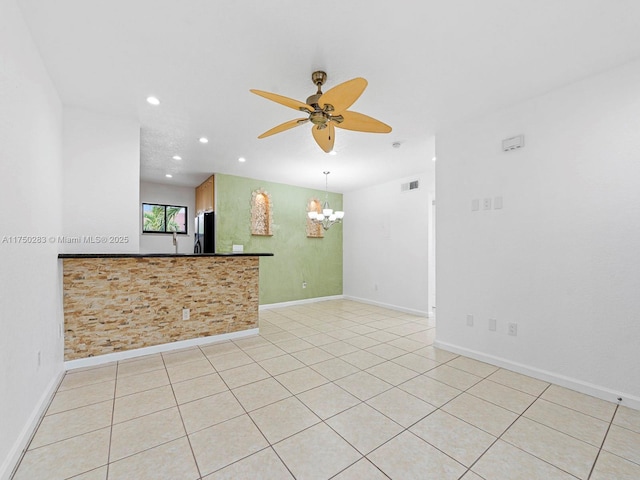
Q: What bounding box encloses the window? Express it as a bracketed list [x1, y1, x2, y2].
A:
[142, 203, 187, 234]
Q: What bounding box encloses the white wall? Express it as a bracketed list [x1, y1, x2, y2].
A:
[344, 166, 434, 315]
[436, 59, 640, 408]
[61, 107, 140, 253]
[0, 0, 64, 477]
[140, 181, 196, 254]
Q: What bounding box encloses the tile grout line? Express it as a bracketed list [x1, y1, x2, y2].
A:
[108, 311, 424, 475]
[328, 458, 391, 480]
[207, 316, 429, 478]
[349, 357, 539, 478]
[104, 356, 207, 474]
[346, 359, 498, 476]
[428, 360, 619, 454]
[586, 402, 619, 480]
[461, 382, 590, 479]
[291, 339, 464, 476]
[164, 349, 204, 480]
[15, 302, 630, 479]
[8, 372, 67, 480]
[201, 343, 300, 480]
[104, 362, 118, 479]
[14, 367, 119, 477]
[7, 305, 426, 478]
[460, 382, 554, 478]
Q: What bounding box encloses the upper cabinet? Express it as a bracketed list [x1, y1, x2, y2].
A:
[195, 175, 215, 213]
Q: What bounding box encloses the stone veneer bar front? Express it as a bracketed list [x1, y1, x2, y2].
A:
[59, 253, 272, 361]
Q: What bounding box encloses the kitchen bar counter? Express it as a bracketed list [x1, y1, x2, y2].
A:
[58, 252, 273, 258]
[60, 253, 272, 361]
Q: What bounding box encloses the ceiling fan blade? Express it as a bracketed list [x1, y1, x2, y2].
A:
[333, 110, 392, 133]
[318, 77, 367, 114]
[258, 118, 309, 139]
[311, 123, 335, 153]
[250, 89, 313, 112]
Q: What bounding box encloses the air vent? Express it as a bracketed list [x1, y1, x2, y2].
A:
[502, 134, 524, 151]
[401, 180, 420, 192]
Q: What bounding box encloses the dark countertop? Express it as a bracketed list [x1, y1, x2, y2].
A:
[58, 252, 274, 258]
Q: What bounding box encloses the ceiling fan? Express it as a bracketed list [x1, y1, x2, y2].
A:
[250, 71, 392, 153]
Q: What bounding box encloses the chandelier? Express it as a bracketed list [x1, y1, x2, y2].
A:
[307, 171, 344, 230]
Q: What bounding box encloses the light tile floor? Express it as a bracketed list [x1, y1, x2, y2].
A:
[11, 300, 640, 479]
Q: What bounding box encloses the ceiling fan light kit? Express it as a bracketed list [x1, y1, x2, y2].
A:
[251, 71, 392, 153]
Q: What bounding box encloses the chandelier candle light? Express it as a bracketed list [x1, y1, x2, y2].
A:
[308, 171, 344, 230]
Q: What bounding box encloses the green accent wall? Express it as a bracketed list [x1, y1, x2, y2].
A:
[215, 174, 343, 305]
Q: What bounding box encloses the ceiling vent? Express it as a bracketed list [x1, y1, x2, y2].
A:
[502, 134, 524, 152]
[401, 180, 420, 192]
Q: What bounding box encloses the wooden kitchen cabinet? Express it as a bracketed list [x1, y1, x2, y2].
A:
[196, 175, 215, 213]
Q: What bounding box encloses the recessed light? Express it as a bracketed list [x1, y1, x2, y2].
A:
[199, 137, 208, 144]
[238, 157, 246, 163]
[432, 156, 437, 162]
[172, 155, 182, 160]
[165, 174, 173, 178]
[146, 96, 160, 105]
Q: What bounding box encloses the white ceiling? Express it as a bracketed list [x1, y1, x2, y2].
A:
[16, 0, 640, 193]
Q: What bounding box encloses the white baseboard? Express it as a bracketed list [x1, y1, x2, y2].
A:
[259, 295, 344, 311]
[65, 328, 259, 371]
[0, 369, 65, 480]
[343, 295, 428, 317]
[434, 340, 640, 411]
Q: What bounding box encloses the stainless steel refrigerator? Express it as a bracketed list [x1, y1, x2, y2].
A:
[194, 211, 215, 253]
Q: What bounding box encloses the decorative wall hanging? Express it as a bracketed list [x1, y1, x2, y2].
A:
[306, 198, 324, 238]
[250, 189, 273, 236]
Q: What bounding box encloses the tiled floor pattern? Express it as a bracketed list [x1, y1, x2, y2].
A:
[12, 300, 640, 479]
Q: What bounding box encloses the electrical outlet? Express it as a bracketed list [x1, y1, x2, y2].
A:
[182, 308, 190, 320]
[488, 318, 496, 331]
[508, 322, 518, 336]
[466, 314, 474, 327]
[483, 198, 492, 210]
[302, 281, 307, 289]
